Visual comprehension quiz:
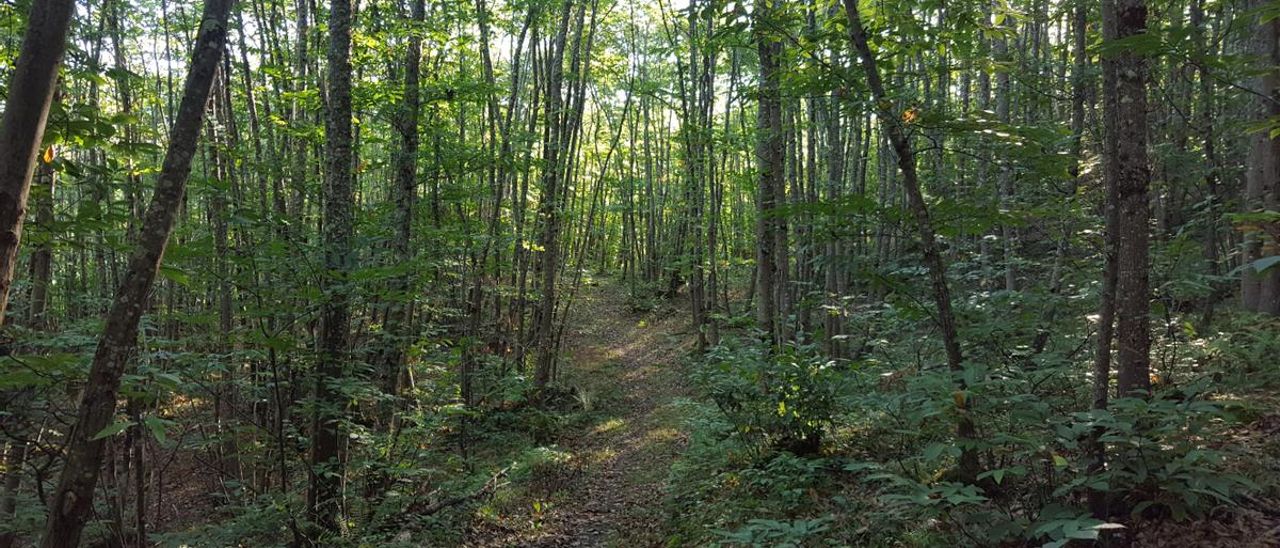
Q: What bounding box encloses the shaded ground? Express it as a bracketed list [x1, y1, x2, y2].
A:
[467, 282, 694, 547]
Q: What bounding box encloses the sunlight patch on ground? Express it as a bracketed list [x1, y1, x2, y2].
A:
[641, 427, 681, 445]
[584, 447, 619, 464]
[622, 366, 659, 383]
[592, 417, 627, 435]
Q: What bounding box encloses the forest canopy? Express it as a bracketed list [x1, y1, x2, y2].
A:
[0, 0, 1278, 546]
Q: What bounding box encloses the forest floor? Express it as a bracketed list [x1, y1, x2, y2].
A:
[466, 280, 696, 547]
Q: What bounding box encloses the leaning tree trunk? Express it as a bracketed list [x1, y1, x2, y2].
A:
[39, 2, 234, 546]
[0, 0, 76, 324]
[843, 0, 980, 484]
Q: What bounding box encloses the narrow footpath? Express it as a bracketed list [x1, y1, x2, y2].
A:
[470, 282, 695, 547]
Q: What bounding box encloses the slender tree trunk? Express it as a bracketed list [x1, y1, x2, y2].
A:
[754, 0, 782, 347]
[0, 149, 56, 548]
[994, 7, 1017, 292]
[1192, 0, 1222, 327]
[1032, 0, 1088, 355]
[843, 0, 979, 483]
[381, 0, 424, 412]
[39, 2, 234, 545]
[309, 0, 356, 535]
[533, 0, 576, 389]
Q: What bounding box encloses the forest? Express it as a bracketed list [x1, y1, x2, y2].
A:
[0, 0, 1278, 545]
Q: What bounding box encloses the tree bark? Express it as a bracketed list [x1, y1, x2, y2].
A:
[1192, 0, 1222, 327]
[994, 6, 1017, 292]
[843, 0, 979, 483]
[1242, 0, 1280, 315]
[0, 150, 55, 548]
[0, 0, 76, 324]
[39, 2, 234, 545]
[533, 0, 576, 389]
[754, 0, 783, 347]
[1106, 0, 1152, 397]
[381, 0, 424, 410]
[308, 0, 356, 536]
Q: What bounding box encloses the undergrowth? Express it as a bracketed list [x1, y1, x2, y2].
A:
[664, 305, 1280, 547]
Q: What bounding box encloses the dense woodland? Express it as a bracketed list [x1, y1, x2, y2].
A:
[0, 0, 1278, 545]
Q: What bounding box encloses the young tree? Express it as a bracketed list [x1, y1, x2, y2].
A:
[533, 0, 577, 388]
[39, 1, 235, 545]
[379, 0, 426, 410]
[843, 0, 979, 483]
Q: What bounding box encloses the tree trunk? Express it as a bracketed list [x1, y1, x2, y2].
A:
[754, 0, 782, 347]
[309, 0, 356, 536]
[994, 8, 1017, 292]
[1032, 0, 1088, 355]
[843, 0, 979, 483]
[533, 0, 576, 389]
[1106, 0, 1152, 397]
[1242, 1, 1280, 315]
[0, 148, 56, 548]
[381, 0, 424, 411]
[1192, 0, 1222, 327]
[39, 2, 234, 545]
[0, 0, 76, 324]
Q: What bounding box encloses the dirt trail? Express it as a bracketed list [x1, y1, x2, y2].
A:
[470, 283, 695, 547]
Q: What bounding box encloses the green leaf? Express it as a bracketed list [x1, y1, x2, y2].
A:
[159, 265, 193, 287]
[1052, 454, 1069, 468]
[144, 416, 174, 445]
[93, 420, 131, 440]
[1250, 255, 1280, 273]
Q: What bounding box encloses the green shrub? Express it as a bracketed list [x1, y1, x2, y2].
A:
[696, 338, 848, 455]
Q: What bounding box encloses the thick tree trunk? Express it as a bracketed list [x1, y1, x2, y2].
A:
[1106, 0, 1152, 397]
[1242, 2, 1280, 315]
[0, 0, 76, 324]
[39, 2, 234, 545]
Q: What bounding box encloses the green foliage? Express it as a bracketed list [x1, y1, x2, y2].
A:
[664, 399, 844, 546]
[665, 295, 1278, 546]
[714, 516, 834, 547]
[697, 338, 848, 454]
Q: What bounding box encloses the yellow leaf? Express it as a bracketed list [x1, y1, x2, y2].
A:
[42, 146, 54, 164]
[902, 108, 919, 125]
